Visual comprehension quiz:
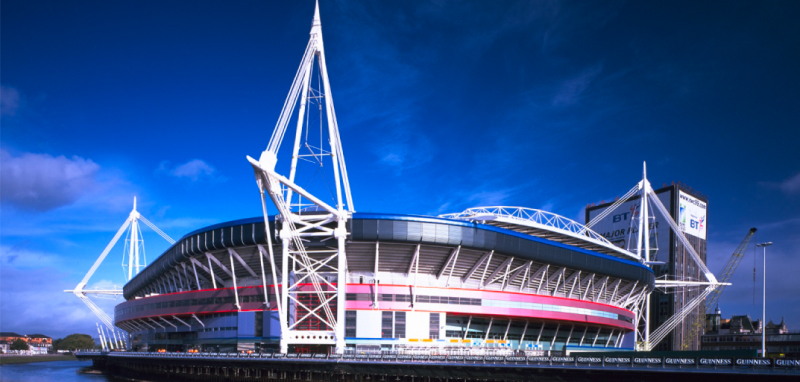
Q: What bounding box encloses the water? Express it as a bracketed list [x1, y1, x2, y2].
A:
[0, 360, 121, 382]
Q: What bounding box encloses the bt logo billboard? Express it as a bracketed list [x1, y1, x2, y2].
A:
[612, 206, 638, 223]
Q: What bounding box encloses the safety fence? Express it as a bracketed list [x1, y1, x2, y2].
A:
[76, 351, 799, 371]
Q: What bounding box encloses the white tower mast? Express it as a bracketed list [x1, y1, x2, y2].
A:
[67, 198, 175, 339]
[248, 1, 353, 354]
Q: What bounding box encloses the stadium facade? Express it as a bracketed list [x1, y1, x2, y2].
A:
[115, 213, 653, 354]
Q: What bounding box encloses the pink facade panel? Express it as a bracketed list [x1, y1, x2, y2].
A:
[345, 284, 634, 331]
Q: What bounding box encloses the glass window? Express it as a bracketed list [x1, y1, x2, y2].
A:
[345, 311, 357, 337]
[394, 312, 406, 339]
[429, 313, 439, 339]
[381, 311, 393, 338]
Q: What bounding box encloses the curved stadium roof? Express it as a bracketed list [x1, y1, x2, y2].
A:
[122, 213, 654, 300]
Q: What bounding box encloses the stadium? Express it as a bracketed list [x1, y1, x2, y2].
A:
[79, 3, 715, 357]
[114, 211, 653, 354]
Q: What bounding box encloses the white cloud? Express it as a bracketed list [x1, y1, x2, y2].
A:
[376, 129, 434, 175]
[427, 181, 540, 216]
[158, 159, 224, 182]
[552, 64, 604, 107]
[0, 149, 100, 211]
[0, 243, 63, 269]
[0, 265, 119, 339]
[779, 172, 800, 194]
[1, 85, 20, 116]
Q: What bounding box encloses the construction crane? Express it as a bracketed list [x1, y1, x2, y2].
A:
[680, 227, 757, 349]
[705, 227, 758, 313]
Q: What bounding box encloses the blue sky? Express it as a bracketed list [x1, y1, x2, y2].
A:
[1, 1, 799, 339]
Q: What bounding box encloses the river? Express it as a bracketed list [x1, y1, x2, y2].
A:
[0, 360, 123, 382]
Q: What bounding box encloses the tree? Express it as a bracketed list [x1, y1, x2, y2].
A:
[10, 339, 29, 351]
[53, 334, 95, 351]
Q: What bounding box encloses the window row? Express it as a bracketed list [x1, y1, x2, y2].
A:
[347, 293, 481, 306]
[200, 327, 237, 333]
[116, 295, 266, 316]
[346, 293, 629, 323]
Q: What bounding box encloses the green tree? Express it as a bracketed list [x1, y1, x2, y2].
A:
[10, 339, 29, 351]
[53, 334, 95, 351]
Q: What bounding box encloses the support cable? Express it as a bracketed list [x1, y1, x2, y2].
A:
[585, 184, 640, 230]
[139, 215, 176, 244]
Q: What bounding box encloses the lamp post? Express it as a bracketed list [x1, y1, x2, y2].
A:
[756, 242, 772, 358]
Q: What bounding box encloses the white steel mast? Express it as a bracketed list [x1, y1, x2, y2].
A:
[588, 162, 723, 351]
[248, 1, 353, 354]
[66, 198, 175, 342]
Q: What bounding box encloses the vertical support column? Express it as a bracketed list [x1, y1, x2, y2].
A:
[500, 259, 512, 290]
[503, 320, 512, 341]
[592, 327, 602, 347]
[128, 218, 135, 281]
[207, 256, 217, 289]
[519, 262, 531, 293]
[229, 250, 240, 310]
[103, 326, 114, 350]
[258, 242, 270, 306]
[578, 326, 588, 346]
[642, 163, 651, 349]
[642, 165, 650, 262]
[645, 294, 651, 349]
[132, 214, 140, 276]
[479, 251, 494, 289]
[550, 324, 560, 350]
[112, 328, 121, 349]
[463, 316, 472, 341]
[412, 246, 420, 310]
[191, 260, 201, 291]
[536, 265, 549, 295]
[374, 242, 379, 309]
[536, 322, 545, 345]
[335, 217, 348, 354]
[280, 236, 290, 354]
[518, 321, 529, 350]
[565, 325, 575, 347]
[317, 32, 345, 213]
[446, 246, 460, 287]
[182, 263, 190, 289]
[286, 58, 313, 206]
[97, 323, 106, 351]
[484, 318, 494, 341]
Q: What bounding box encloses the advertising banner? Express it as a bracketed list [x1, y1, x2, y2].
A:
[586, 190, 673, 261]
[678, 191, 707, 239]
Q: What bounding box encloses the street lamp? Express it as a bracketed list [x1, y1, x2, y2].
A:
[756, 242, 772, 358]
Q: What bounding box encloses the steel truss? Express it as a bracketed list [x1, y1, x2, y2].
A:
[440, 206, 638, 261]
[247, 2, 353, 354]
[66, 198, 174, 349]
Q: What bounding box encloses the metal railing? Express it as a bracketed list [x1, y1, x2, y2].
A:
[74, 350, 800, 371]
